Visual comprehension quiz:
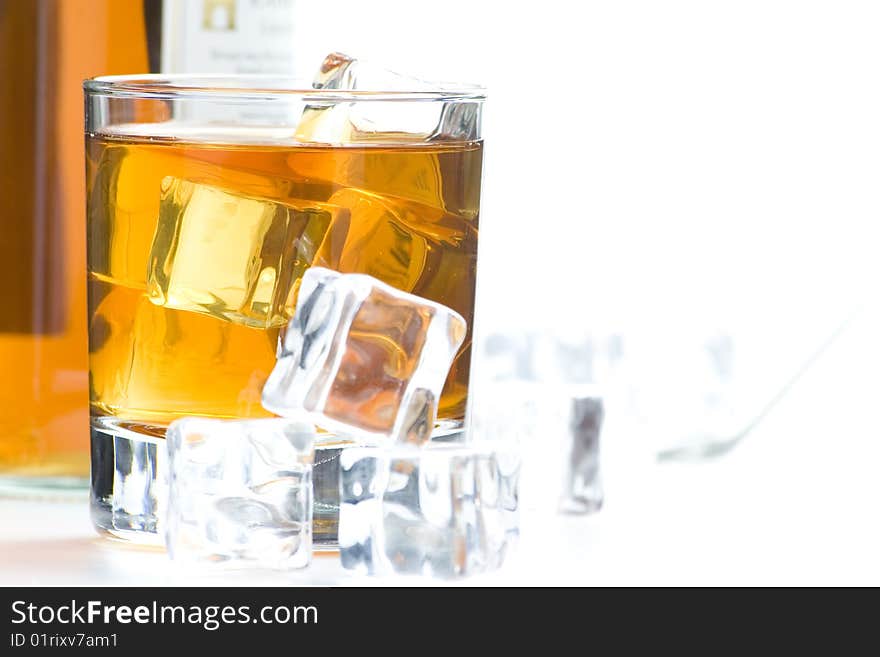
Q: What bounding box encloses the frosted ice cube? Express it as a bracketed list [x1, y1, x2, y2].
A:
[262, 267, 467, 445]
[296, 52, 479, 144]
[165, 417, 315, 570]
[339, 442, 519, 578]
[147, 177, 335, 328]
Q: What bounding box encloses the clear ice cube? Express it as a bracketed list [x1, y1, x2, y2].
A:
[262, 267, 467, 445]
[313, 433, 469, 550]
[147, 177, 335, 328]
[339, 442, 519, 578]
[165, 417, 315, 570]
[312, 52, 435, 92]
[476, 384, 605, 516]
[295, 52, 479, 144]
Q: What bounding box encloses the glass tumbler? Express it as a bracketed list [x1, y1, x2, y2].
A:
[84, 75, 484, 543]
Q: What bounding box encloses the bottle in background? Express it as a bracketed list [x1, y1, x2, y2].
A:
[0, 0, 150, 494]
[0, 0, 297, 495]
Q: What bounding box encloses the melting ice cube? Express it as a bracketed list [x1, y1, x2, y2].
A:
[261, 267, 467, 445]
[338, 442, 519, 578]
[473, 381, 605, 516]
[473, 332, 607, 515]
[147, 177, 336, 328]
[295, 52, 480, 144]
[165, 417, 315, 570]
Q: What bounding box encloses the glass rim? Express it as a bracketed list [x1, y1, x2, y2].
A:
[84, 74, 487, 102]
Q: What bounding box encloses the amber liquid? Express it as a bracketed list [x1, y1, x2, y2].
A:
[0, 0, 150, 484]
[86, 134, 482, 435]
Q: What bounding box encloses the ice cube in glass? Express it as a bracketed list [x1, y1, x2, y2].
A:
[147, 176, 334, 328]
[262, 267, 466, 444]
[295, 52, 479, 144]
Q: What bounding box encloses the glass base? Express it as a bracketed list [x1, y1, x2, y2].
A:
[90, 418, 166, 546]
[0, 449, 90, 500]
[0, 475, 89, 500]
[89, 416, 464, 549]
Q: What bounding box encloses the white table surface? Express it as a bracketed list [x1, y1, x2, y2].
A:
[2, 308, 879, 587]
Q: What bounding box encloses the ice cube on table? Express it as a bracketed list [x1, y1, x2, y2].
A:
[295, 52, 479, 144]
[339, 442, 519, 578]
[472, 378, 605, 516]
[262, 267, 467, 445]
[147, 177, 335, 328]
[165, 417, 315, 570]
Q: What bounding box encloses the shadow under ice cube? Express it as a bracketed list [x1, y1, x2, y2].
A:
[262, 267, 466, 444]
[338, 443, 519, 578]
[147, 177, 335, 329]
[165, 417, 315, 570]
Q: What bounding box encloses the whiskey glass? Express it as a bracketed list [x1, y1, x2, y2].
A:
[84, 75, 484, 543]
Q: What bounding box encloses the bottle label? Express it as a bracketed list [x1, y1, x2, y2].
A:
[161, 0, 297, 74]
